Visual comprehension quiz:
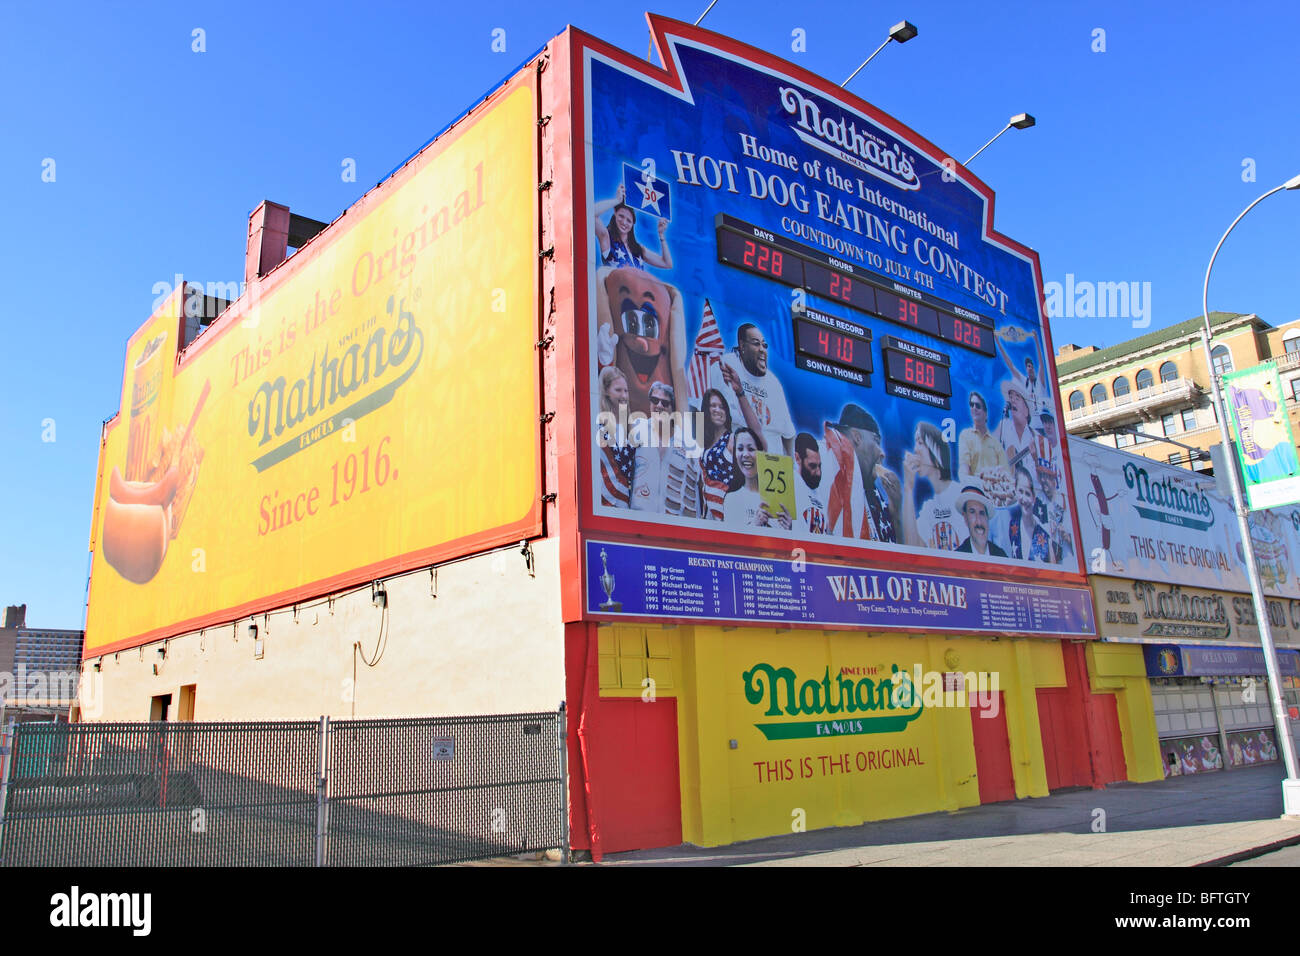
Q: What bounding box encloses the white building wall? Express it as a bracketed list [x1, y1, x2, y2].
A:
[79, 538, 564, 722]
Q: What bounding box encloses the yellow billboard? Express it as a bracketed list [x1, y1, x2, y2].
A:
[86, 82, 540, 655]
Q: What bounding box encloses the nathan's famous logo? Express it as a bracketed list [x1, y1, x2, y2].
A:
[778, 86, 920, 192]
[743, 662, 924, 741]
[246, 295, 423, 472]
[1121, 461, 1215, 530]
[129, 332, 166, 417]
[1132, 581, 1230, 640]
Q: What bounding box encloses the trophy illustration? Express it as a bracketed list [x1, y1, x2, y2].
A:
[598, 547, 622, 611]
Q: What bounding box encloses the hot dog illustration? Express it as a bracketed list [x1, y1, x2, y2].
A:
[109, 464, 180, 508]
[1085, 463, 1125, 572]
[102, 499, 171, 584]
[595, 266, 685, 416]
[102, 380, 209, 584]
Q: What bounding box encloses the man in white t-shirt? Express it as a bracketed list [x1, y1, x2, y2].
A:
[793, 432, 828, 534]
[708, 323, 795, 456]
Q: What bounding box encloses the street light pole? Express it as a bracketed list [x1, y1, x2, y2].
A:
[965, 113, 1036, 166]
[841, 20, 919, 87]
[1096, 425, 1211, 462]
[1200, 174, 1300, 813]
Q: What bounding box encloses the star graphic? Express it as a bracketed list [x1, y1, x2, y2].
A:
[634, 178, 663, 214]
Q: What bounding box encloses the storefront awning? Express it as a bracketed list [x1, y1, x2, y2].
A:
[1142, 643, 1300, 678]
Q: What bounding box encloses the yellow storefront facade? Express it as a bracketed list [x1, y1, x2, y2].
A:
[585, 623, 1129, 849]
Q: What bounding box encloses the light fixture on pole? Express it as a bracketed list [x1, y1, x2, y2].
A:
[1200, 172, 1300, 815]
[964, 113, 1036, 166]
[1099, 425, 1212, 462]
[841, 20, 918, 87]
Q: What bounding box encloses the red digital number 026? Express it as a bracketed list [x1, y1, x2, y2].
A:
[955, 318, 982, 348]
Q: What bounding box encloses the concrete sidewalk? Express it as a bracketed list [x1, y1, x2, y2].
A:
[599, 764, 1300, 866]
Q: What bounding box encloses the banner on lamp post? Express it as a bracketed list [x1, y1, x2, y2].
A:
[1222, 361, 1300, 510]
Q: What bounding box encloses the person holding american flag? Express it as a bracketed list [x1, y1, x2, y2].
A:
[698, 388, 735, 520]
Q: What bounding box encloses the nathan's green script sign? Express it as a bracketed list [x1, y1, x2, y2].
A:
[743, 662, 925, 740]
[1223, 362, 1300, 510]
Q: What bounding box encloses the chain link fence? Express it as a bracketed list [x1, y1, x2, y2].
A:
[0, 708, 567, 867]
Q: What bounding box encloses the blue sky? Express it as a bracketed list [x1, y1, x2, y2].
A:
[2, 0, 1298, 628]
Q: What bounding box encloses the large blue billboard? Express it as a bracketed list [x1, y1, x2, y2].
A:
[583, 25, 1082, 577]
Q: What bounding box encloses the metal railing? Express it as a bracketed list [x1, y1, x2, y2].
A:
[1273, 349, 1300, 374]
[1065, 376, 1200, 427]
[0, 708, 567, 867]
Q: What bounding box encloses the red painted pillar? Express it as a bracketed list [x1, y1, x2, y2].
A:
[1062, 640, 1128, 787]
[564, 621, 595, 856]
[1062, 641, 1105, 788]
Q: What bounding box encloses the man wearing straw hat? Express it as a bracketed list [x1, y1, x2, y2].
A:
[997, 378, 1037, 470]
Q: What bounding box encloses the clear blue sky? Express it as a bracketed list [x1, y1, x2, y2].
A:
[2, 0, 1297, 628]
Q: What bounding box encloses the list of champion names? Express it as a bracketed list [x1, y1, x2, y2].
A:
[593, 541, 1094, 636]
[641, 556, 817, 619]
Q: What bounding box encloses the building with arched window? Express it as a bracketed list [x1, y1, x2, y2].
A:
[1055, 312, 1300, 470]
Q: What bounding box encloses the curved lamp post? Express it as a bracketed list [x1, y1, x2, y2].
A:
[841, 20, 918, 87]
[1200, 173, 1300, 812]
[965, 113, 1035, 166]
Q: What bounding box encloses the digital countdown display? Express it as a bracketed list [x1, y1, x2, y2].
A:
[792, 317, 872, 375]
[716, 217, 997, 368]
[716, 228, 798, 287]
[873, 289, 939, 338]
[802, 260, 878, 313]
[883, 348, 951, 397]
[939, 312, 994, 356]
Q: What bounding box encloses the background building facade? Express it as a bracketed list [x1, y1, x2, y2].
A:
[0, 604, 84, 720]
[1058, 311, 1300, 471]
